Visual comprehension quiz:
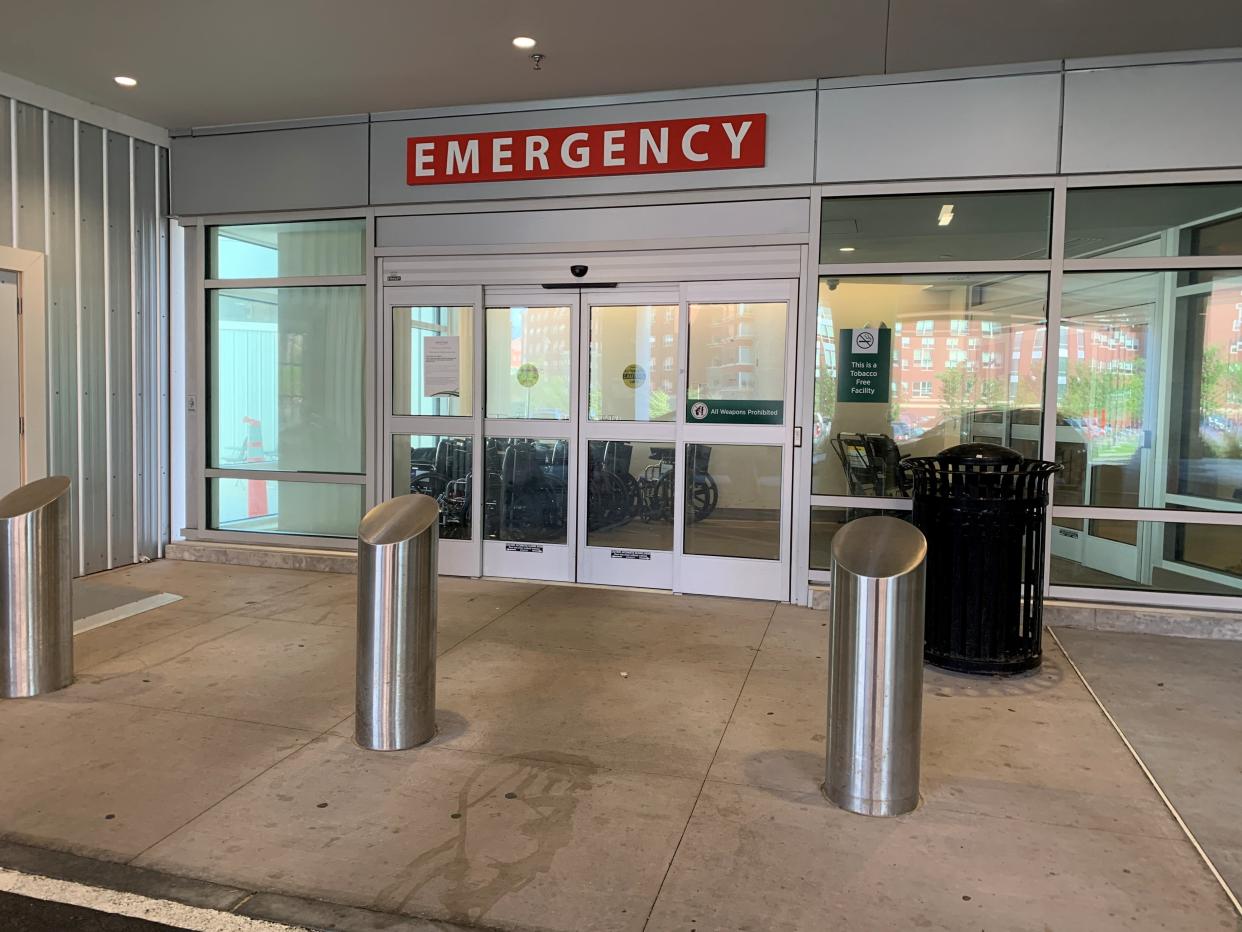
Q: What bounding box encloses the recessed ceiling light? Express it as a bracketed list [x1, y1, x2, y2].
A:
[937, 204, 954, 226]
[512, 36, 537, 49]
[113, 76, 137, 87]
[839, 246, 856, 253]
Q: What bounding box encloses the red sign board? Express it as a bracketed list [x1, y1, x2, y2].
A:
[406, 113, 766, 186]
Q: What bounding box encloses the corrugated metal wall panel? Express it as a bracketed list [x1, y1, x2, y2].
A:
[14, 103, 44, 252]
[157, 147, 170, 559]
[0, 98, 167, 575]
[46, 112, 79, 567]
[77, 122, 107, 573]
[133, 140, 160, 561]
[106, 132, 134, 563]
[0, 98, 11, 247]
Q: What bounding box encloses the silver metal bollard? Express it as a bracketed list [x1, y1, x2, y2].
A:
[824, 515, 927, 817]
[2, 477, 73, 699]
[356, 493, 439, 751]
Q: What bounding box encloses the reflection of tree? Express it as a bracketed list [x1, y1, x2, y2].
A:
[1200, 348, 1242, 458]
[815, 368, 837, 422]
[1200, 348, 1242, 417]
[1014, 377, 1043, 407]
[1059, 362, 1145, 426]
[937, 369, 971, 418]
[649, 388, 673, 419]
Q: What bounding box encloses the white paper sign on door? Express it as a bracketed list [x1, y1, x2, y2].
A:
[423, 336, 460, 397]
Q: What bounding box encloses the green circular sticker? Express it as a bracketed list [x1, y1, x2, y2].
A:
[622, 363, 646, 389]
[516, 363, 540, 388]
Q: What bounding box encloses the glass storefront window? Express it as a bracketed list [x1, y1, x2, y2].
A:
[208, 219, 366, 279]
[1051, 518, 1242, 596]
[820, 191, 1052, 264]
[208, 286, 365, 474]
[588, 304, 678, 422]
[687, 302, 787, 422]
[585, 440, 675, 551]
[811, 274, 1048, 496]
[486, 305, 572, 419]
[482, 436, 569, 544]
[683, 443, 781, 560]
[1056, 270, 1242, 512]
[208, 479, 362, 537]
[393, 305, 473, 416]
[392, 435, 473, 540]
[1065, 183, 1242, 259]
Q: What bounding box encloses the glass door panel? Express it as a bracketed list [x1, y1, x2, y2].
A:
[579, 437, 676, 588]
[682, 443, 782, 560]
[392, 434, 473, 540]
[383, 285, 483, 577]
[678, 282, 796, 602]
[588, 303, 679, 422]
[577, 288, 680, 589]
[486, 303, 573, 420]
[484, 293, 578, 582]
[392, 305, 473, 417]
[686, 300, 788, 426]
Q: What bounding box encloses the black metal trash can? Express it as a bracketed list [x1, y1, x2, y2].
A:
[903, 443, 1061, 674]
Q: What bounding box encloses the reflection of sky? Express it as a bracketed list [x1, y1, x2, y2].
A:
[217, 235, 276, 278]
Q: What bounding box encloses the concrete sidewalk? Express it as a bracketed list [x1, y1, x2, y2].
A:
[0, 561, 1236, 931]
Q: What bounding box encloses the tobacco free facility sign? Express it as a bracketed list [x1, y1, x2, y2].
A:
[687, 399, 783, 425]
[406, 113, 766, 185]
[837, 327, 891, 403]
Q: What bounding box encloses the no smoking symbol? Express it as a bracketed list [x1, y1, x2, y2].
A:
[856, 331, 875, 349]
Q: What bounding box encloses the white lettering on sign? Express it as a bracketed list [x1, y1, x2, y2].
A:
[723, 120, 752, 158]
[505, 543, 544, 553]
[681, 123, 709, 162]
[639, 127, 668, 166]
[562, 132, 590, 169]
[447, 139, 478, 175]
[602, 129, 625, 167]
[610, 549, 652, 561]
[406, 113, 767, 185]
[526, 135, 550, 171]
[413, 141, 434, 177]
[492, 137, 513, 173]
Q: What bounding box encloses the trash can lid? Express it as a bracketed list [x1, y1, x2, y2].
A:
[937, 442, 1023, 466]
[0, 476, 72, 519]
[358, 493, 439, 546]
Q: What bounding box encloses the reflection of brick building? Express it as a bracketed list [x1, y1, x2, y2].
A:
[514, 306, 572, 376]
[888, 318, 1049, 428]
[687, 304, 783, 400]
[646, 306, 678, 394]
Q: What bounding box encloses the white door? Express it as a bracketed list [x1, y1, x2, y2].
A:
[480, 288, 578, 582]
[675, 280, 798, 602]
[0, 270, 20, 494]
[576, 287, 681, 589]
[383, 285, 483, 576]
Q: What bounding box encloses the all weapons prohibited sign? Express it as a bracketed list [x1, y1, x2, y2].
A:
[837, 326, 891, 403]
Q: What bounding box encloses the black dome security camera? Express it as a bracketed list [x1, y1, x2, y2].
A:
[570, 264, 588, 278]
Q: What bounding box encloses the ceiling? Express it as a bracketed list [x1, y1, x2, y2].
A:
[2, 0, 1242, 130]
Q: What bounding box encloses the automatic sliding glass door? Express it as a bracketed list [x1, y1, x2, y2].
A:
[481, 290, 577, 582]
[576, 289, 680, 589]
